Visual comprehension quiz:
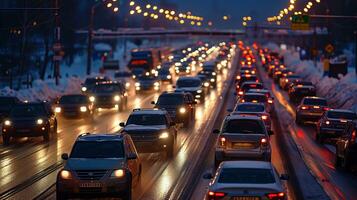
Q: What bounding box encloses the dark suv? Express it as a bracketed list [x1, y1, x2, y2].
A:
[56, 133, 141, 200]
[335, 122, 357, 171]
[55, 94, 94, 118]
[153, 91, 196, 127]
[120, 109, 177, 158]
[89, 81, 127, 111]
[2, 102, 57, 144]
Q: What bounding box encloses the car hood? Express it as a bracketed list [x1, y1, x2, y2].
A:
[124, 124, 167, 132]
[65, 158, 125, 170]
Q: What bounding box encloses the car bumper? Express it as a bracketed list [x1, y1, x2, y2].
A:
[133, 139, 173, 153]
[215, 149, 271, 161]
[297, 112, 323, 121]
[2, 126, 49, 136]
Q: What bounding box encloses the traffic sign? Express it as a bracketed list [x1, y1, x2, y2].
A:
[325, 44, 334, 54]
[291, 15, 310, 30]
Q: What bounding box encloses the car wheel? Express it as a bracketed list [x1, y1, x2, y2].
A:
[2, 134, 10, 145]
[121, 178, 132, 200]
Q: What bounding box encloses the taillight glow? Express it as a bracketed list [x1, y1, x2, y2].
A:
[219, 137, 226, 147]
[351, 131, 356, 143]
[266, 192, 285, 200]
[238, 91, 244, 95]
[261, 115, 268, 120]
[301, 106, 308, 110]
[323, 107, 330, 111]
[208, 191, 225, 198]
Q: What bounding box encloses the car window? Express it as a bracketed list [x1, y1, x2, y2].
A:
[223, 119, 264, 134]
[327, 111, 357, 120]
[177, 79, 201, 88]
[303, 98, 327, 106]
[218, 168, 275, 184]
[70, 141, 124, 158]
[10, 104, 47, 117]
[236, 104, 265, 112]
[157, 95, 184, 105]
[94, 84, 120, 93]
[127, 114, 166, 125]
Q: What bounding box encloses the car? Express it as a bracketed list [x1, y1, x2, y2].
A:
[202, 63, 219, 75]
[213, 115, 273, 167]
[288, 82, 316, 103]
[239, 93, 273, 113]
[237, 81, 264, 97]
[335, 122, 357, 171]
[295, 97, 329, 124]
[247, 89, 274, 101]
[134, 75, 160, 93]
[230, 102, 272, 131]
[81, 76, 109, 93]
[153, 91, 196, 127]
[56, 133, 141, 200]
[174, 61, 191, 75]
[2, 102, 57, 144]
[0, 96, 20, 122]
[279, 75, 300, 90]
[239, 66, 256, 75]
[131, 68, 145, 79]
[114, 71, 133, 89]
[273, 68, 292, 83]
[54, 94, 94, 118]
[235, 74, 258, 88]
[157, 68, 173, 83]
[204, 161, 288, 200]
[316, 109, 357, 144]
[89, 81, 128, 111]
[198, 69, 217, 88]
[175, 76, 205, 102]
[119, 109, 177, 158]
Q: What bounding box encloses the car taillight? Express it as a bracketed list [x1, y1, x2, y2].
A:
[313, 106, 320, 109]
[219, 137, 226, 147]
[323, 107, 330, 111]
[266, 192, 285, 200]
[238, 91, 244, 95]
[261, 138, 268, 146]
[237, 75, 241, 80]
[325, 120, 330, 125]
[268, 99, 273, 104]
[351, 131, 356, 143]
[301, 106, 308, 110]
[208, 191, 226, 200]
[261, 115, 268, 120]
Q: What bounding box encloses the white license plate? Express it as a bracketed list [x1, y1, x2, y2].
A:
[233, 197, 260, 200]
[79, 182, 102, 188]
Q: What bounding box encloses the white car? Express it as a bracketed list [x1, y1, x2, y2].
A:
[204, 161, 288, 200]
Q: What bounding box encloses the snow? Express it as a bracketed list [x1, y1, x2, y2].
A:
[270, 44, 357, 112]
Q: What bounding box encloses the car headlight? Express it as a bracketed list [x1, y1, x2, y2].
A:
[154, 82, 160, 87]
[132, 75, 136, 79]
[197, 89, 202, 94]
[55, 107, 61, 113]
[204, 82, 210, 87]
[81, 87, 87, 92]
[159, 132, 169, 139]
[125, 82, 130, 88]
[80, 106, 87, 112]
[4, 120, 11, 126]
[89, 96, 95, 102]
[167, 75, 172, 79]
[37, 119, 44, 125]
[210, 78, 215, 82]
[60, 170, 72, 179]
[135, 82, 140, 87]
[111, 169, 125, 178]
[179, 107, 186, 114]
[212, 72, 217, 76]
[114, 95, 120, 102]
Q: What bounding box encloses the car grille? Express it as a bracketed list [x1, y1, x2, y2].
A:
[128, 131, 160, 141]
[96, 96, 112, 103]
[75, 170, 108, 180]
[79, 187, 102, 193]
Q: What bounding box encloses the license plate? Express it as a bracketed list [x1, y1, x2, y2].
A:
[79, 182, 102, 188]
[233, 197, 260, 200]
[233, 142, 254, 149]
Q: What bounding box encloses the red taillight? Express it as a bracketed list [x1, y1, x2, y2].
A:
[266, 192, 285, 200]
[301, 106, 308, 110]
[351, 131, 356, 143]
[208, 191, 226, 199]
[323, 107, 330, 111]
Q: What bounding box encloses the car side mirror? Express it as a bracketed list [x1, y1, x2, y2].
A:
[203, 172, 213, 179]
[213, 129, 220, 134]
[170, 122, 176, 126]
[61, 153, 69, 160]
[127, 153, 137, 160]
[151, 101, 156, 105]
[268, 130, 274, 135]
[119, 122, 125, 127]
[227, 108, 233, 112]
[280, 174, 289, 180]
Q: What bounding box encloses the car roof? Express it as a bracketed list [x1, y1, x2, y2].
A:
[303, 96, 326, 100]
[243, 93, 266, 97]
[130, 108, 167, 115]
[226, 114, 262, 121]
[220, 161, 273, 169]
[327, 109, 354, 114]
[77, 133, 124, 142]
[177, 76, 201, 81]
[242, 81, 261, 85]
[236, 102, 265, 107]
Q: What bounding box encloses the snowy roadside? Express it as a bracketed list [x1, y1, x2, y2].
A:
[266, 43, 357, 113]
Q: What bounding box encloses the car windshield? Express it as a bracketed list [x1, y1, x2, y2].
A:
[218, 168, 275, 184]
[60, 95, 88, 104]
[0, 97, 17, 105]
[177, 79, 201, 88]
[157, 95, 184, 105]
[94, 84, 120, 93]
[70, 141, 124, 158]
[223, 119, 264, 134]
[127, 114, 166, 125]
[243, 95, 267, 103]
[10, 104, 47, 117]
[236, 104, 265, 112]
[327, 111, 357, 120]
[303, 98, 327, 106]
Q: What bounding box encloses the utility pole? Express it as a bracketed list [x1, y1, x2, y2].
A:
[53, 0, 61, 85]
[87, 6, 95, 75]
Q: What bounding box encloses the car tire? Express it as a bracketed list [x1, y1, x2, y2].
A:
[121, 177, 132, 200]
[2, 134, 10, 145]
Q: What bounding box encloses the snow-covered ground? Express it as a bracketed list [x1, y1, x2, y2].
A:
[265, 43, 357, 112]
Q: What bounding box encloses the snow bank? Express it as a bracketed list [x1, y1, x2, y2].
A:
[276, 46, 357, 113]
